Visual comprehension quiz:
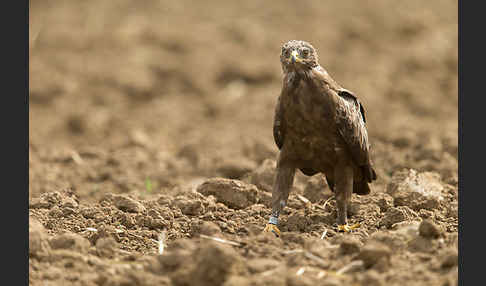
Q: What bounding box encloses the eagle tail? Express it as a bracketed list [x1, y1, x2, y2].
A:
[353, 165, 376, 195]
[354, 178, 372, 195]
[363, 164, 377, 183]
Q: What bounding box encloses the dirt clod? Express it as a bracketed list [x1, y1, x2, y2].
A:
[387, 169, 444, 211]
[418, 219, 443, 239]
[357, 241, 392, 269]
[174, 198, 205, 216]
[96, 237, 118, 258]
[112, 195, 146, 213]
[339, 236, 362, 255]
[440, 249, 458, 269]
[380, 206, 419, 228]
[172, 242, 245, 286]
[197, 178, 258, 209]
[49, 233, 90, 253]
[29, 218, 51, 258]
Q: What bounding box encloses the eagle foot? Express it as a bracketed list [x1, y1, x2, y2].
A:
[263, 223, 281, 237]
[337, 223, 361, 233]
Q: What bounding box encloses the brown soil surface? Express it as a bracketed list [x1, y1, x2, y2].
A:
[29, 1, 457, 285]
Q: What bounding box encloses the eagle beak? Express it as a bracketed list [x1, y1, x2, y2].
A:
[290, 50, 302, 64]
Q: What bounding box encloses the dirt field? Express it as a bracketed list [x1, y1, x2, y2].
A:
[29, 1, 458, 285]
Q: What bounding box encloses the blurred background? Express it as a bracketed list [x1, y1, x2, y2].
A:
[29, 0, 457, 202]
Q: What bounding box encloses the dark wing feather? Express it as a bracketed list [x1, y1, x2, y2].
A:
[335, 89, 376, 181]
[273, 95, 285, 149]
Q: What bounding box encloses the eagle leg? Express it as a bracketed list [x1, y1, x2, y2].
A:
[337, 222, 361, 232]
[263, 158, 295, 237]
[334, 163, 359, 232]
[263, 223, 281, 237]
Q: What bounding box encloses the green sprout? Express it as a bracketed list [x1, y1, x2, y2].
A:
[145, 177, 153, 193]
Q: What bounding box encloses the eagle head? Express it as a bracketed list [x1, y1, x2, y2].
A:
[280, 40, 319, 72]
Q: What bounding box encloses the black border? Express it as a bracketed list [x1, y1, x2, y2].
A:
[2, 0, 28, 284]
[459, 1, 483, 285]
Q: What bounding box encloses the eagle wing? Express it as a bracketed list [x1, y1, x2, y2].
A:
[273, 95, 285, 150]
[335, 89, 376, 181]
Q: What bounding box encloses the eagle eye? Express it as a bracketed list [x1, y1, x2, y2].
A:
[282, 48, 290, 57]
[301, 48, 310, 58]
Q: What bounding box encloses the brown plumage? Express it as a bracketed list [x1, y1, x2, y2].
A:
[264, 40, 377, 236]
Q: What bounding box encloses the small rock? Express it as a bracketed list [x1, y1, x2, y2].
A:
[379, 206, 418, 228]
[197, 178, 258, 209]
[386, 169, 444, 211]
[49, 233, 90, 253]
[174, 198, 205, 216]
[241, 159, 276, 193]
[112, 195, 146, 213]
[357, 241, 391, 269]
[419, 219, 443, 239]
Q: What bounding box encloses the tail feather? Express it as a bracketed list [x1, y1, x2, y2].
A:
[354, 165, 376, 195]
[363, 165, 377, 183]
[354, 180, 371, 195]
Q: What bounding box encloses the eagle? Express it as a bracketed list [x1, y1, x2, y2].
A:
[263, 40, 377, 236]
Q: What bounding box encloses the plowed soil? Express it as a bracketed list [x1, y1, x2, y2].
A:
[29, 1, 458, 285]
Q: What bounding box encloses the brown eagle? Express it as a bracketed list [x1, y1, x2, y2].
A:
[263, 40, 377, 236]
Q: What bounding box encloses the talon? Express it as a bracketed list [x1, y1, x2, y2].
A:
[337, 223, 360, 233]
[263, 223, 281, 237]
